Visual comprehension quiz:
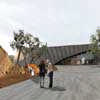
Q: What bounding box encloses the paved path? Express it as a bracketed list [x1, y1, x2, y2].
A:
[1, 65, 100, 100]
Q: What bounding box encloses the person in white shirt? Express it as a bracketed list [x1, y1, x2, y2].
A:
[47, 62, 54, 88]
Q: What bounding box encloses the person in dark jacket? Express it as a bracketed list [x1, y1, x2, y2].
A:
[39, 60, 46, 88]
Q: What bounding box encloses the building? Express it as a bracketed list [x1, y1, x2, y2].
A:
[15, 44, 97, 66]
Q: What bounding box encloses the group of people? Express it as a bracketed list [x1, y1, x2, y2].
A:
[39, 59, 54, 88]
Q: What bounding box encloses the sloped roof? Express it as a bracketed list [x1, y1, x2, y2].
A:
[45, 44, 91, 64]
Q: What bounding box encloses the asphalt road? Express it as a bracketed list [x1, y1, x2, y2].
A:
[0, 65, 100, 100]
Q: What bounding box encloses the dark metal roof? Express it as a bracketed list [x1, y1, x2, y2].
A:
[45, 44, 91, 64]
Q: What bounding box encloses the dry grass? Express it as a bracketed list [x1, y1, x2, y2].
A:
[0, 73, 31, 88]
[0, 65, 32, 88]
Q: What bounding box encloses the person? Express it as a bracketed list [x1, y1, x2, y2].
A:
[39, 60, 46, 88]
[47, 62, 54, 88]
[27, 65, 34, 76]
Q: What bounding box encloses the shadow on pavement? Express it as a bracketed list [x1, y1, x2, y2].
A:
[44, 86, 66, 92]
[31, 77, 66, 92]
[31, 76, 40, 84]
[51, 86, 66, 91]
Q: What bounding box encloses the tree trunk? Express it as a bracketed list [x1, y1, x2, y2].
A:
[16, 48, 21, 65]
[24, 54, 27, 66]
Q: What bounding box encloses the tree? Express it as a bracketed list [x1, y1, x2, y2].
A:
[10, 30, 25, 64]
[22, 33, 41, 65]
[90, 28, 100, 54]
[40, 42, 48, 58]
[10, 30, 47, 65]
[90, 27, 100, 63]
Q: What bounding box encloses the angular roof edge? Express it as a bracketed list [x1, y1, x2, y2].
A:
[47, 43, 90, 48]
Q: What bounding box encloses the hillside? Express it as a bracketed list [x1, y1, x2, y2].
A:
[0, 47, 31, 88]
[0, 47, 13, 77]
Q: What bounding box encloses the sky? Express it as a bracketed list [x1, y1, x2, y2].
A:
[0, 0, 100, 55]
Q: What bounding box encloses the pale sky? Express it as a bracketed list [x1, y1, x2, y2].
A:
[0, 0, 100, 55]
